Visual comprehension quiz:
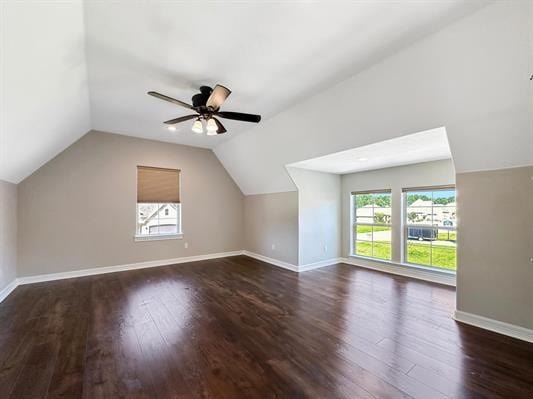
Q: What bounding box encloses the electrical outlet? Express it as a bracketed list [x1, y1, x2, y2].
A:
[184, 242, 189, 249]
[323, 245, 328, 253]
[271, 244, 276, 251]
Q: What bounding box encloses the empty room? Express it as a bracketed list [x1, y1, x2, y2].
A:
[1, 1, 532, 398]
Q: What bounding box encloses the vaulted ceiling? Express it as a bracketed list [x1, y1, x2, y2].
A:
[215, 1, 533, 194]
[1, 0, 489, 183]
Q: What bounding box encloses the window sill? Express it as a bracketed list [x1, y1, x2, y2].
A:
[134, 233, 183, 242]
[349, 255, 456, 276]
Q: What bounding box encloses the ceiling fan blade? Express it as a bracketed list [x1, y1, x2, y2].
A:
[148, 91, 194, 110]
[206, 85, 231, 110]
[164, 114, 198, 124]
[212, 117, 227, 134]
[216, 111, 261, 123]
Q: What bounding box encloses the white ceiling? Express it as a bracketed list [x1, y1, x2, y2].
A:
[0, 1, 91, 183]
[287, 127, 452, 175]
[214, 1, 531, 195]
[84, 1, 484, 148]
[1, 0, 487, 183]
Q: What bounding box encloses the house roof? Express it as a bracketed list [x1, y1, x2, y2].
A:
[410, 199, 433, 207]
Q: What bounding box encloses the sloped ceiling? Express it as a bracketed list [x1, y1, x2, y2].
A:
[1, 0, 488, 183]
[83, 0, 485, 148]
[215, 1, 533, 195]
[0, 1, 91, 183]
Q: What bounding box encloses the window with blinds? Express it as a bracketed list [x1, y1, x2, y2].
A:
[136, 166, 182, 239]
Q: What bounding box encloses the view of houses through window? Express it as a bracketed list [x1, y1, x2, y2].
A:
[351, 186, 457, 272]
[137, 203, 181, 236]
[353, 191, 392, 261]
[404, 187, 456, 271]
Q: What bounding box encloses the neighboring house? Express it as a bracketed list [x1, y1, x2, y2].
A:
[407, 199, 456, 226]
[357, 199, 456, 226]
[434, 202, 456, 226]
[356, 204, 392, 224]
[138, 203, 179, 234]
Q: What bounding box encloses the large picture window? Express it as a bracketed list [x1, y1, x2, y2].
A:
[403, 186, 456, 271]
[352, 190, 392, 261]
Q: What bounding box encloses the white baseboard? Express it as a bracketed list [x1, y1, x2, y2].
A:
[340, 256, 456, 287]
[299, 257, 344, 272]
[454, 310, 533, 343]
[4, 251, 531, 344]
[16, 250, 244, 286]
[5, 250, 338, 303]
[242, 251, 299, 272]
[242, 251, 342, 273]
[0, 279, 18, 303]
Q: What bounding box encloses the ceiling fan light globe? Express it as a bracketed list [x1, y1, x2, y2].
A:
[192, 119, 203, 134]
[206, 118, 218, 134]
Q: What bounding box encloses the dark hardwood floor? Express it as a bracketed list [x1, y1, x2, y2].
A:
[0, 255, 532, 398]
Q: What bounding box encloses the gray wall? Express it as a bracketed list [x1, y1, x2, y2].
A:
[288, 167, 341, 265]
[341, 159, 456, 260]
[17, 131, 244, 276]
[0, 180, 17, 292]
[457, 166, 533, 329]
[243, 192, 299, 265]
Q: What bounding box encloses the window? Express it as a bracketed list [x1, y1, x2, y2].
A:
[403, 186, 456, 271]
[136, 166, 181, 239]
[352, 190, 392, 261]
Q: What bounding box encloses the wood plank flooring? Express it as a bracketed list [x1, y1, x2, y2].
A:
[0, 255, 532, 398]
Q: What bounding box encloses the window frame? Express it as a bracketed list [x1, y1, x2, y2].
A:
[134, 166, 183, 242]
[350, 189, 393, 261]
[135, 202, 183, 241]
[402, 185, 456, 271]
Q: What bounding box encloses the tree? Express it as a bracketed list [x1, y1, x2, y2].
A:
[407, 212, 418, 222]
[406, 194, 431, 206]
[356, 194, 373, 208]
[374, 212, 390, 224]
[374, 195, 391, 207]
[434, 196, 455, 205]
[355, 194, 391, 208]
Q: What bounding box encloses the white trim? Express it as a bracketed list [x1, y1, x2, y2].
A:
[242, 251, 299, 272]
[299, 257, 344, 272]
[341, 256, 456, 286]
[242, 251, 342, 272]
[134, 233, 183, 242]
[454, 310, 533, 343]
[0, 279, 18, 303]
[16, 251, 243, 285]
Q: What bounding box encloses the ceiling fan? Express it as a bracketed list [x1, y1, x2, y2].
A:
[147, 85, 261, 135]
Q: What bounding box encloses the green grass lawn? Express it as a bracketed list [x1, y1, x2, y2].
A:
[355, 225, 390, 234]
[437, 230, 457, 241]
[354, 240, 456, 271]
[355, 241, 391, 260]
[407, 243, 456, 271]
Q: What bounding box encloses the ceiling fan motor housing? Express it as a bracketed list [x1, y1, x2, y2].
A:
[192, 86, 213, 108]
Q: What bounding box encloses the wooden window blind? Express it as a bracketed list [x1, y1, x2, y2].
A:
[137, 166, 180, 203]
[402, 185, 455, 192]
